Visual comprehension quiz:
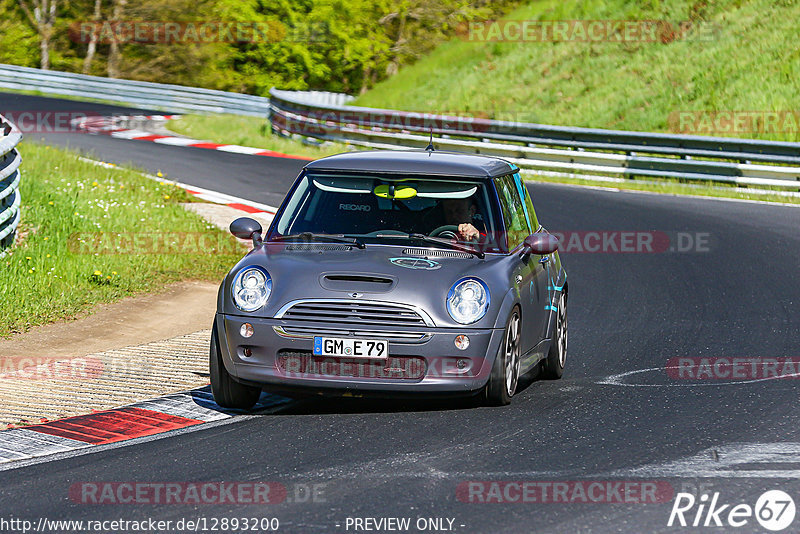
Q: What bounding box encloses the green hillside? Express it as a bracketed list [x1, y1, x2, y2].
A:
[354, 0, 800, 141]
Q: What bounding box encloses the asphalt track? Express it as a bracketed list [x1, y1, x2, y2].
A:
[2, 92, 800, 533]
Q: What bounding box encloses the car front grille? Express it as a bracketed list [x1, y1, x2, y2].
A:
[273, 325, 429, 343]
[275, 299, 434, 329]
[276, 351, 426, 380]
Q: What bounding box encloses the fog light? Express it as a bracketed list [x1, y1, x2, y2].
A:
[457, 359, 468, 370]
[240, 323, 254, 338]
[454, 335, 470, 350]
[242, 347, 253, 358]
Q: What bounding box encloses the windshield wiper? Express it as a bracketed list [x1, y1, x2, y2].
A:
[377, 233, 484, 259]
[271, 232, 366, 249]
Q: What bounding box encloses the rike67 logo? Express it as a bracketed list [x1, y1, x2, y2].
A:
[668, 490, 796, 531]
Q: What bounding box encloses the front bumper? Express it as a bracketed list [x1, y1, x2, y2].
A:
[217, 313, 505, 395]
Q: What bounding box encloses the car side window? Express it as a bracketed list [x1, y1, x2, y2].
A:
[511, 173, 534, 232]
[494, 175, 529, 250]
[519, 178, 540, 231]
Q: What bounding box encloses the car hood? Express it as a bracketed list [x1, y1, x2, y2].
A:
[219, 242, 511, 328]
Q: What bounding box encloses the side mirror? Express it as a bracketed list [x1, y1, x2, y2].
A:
[230, 217, 263, 247]
[524, 232, 559, 255]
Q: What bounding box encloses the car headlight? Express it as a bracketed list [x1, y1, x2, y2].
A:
[232, 267, 272, 312]
[447, 277, 490, 324]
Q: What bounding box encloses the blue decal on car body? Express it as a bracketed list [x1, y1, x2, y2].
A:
[389, 257, 442, 270]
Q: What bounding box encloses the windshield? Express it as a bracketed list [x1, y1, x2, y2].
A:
[271, 173, 504, 253]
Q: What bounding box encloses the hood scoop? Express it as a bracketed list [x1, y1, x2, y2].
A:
[320, 273, 396, 293]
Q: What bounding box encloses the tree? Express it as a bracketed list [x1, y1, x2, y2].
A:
[17, 0, 59, 69]
[106, 0, 126, 77]
[81, 0, 103, 74]
[5, 0, 524, 93]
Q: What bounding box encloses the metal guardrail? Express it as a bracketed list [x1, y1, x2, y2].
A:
[269, 89, 800, 190]
[0, 63, 797, 190]
[0, 114, 22, 253]
[0, 63, 273, 116]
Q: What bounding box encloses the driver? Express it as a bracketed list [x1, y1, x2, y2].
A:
[441, 197, 484, 241]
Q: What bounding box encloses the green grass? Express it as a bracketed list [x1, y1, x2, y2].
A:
[354, 0, 800, 142]
[0, 142, 241, 337]
[166, 114, 350, 159]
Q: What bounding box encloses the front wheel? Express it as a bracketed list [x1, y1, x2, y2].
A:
[485, 307, 521, 406]
[542, 292, 567, 379]
[210, 318, 261, 409]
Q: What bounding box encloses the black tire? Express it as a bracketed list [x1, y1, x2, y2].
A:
[485, 307, 522, 406]
[210, 318, 261, 410]
[542, 291, 567, 380]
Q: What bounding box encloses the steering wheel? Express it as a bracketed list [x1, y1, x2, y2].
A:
[429, 225, 459, 240]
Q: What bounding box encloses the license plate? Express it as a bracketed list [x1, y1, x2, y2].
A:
[313, 337, 388, 359]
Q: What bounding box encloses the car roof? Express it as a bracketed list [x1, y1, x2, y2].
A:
[303, 150, 519, 180]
